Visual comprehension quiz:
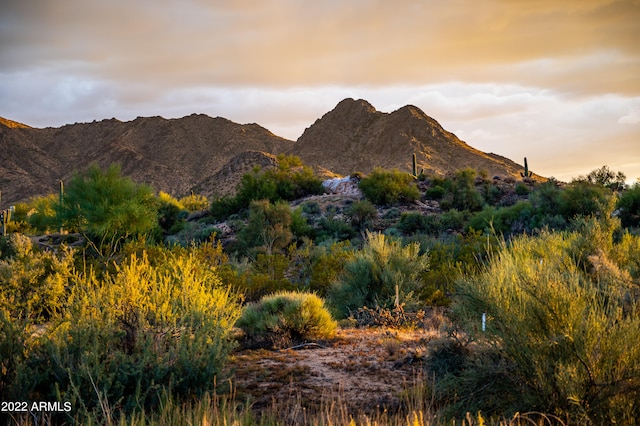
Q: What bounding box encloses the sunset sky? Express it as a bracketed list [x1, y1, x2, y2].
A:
[1, 0, 639, 182]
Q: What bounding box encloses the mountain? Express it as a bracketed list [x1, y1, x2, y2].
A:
[0, 99, 529, 206]
[0, 114, 293, 205]
[291, 98, 523, 178]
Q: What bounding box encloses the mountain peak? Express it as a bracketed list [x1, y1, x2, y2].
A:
[334, 98, 377, 114]
[293, 99, 523, 178]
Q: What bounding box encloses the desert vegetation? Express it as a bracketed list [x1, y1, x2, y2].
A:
[1, 158, 640, 425]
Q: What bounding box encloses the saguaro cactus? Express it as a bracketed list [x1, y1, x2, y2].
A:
[411, 153, 424, 179]
[520, 157, 533, 178]
[0, 209, 9, 236]
[59, 180, 64, 234]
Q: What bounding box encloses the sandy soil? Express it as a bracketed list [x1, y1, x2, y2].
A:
[229, 326, 444, 416]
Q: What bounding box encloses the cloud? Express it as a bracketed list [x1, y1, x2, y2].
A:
[1, 0, 639, 182]
[618, 106, 640, 124]
[2, 0, 638, 93]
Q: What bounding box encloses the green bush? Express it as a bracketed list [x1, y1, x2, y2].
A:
[0, 234, 74, 324]
[397, 212, 443, 236]
[236, 253, 295, 302]
[344, 199, 378, 230]
[560, 179, 611, 220]
[56, 163, 158, 258]
[617, 182, 640, 228]
[514, 182, 529, 196]
[433, 224, 640, 422]
[329, 231, 429, 317]
[425, 185, 446, 200]
[466, 201, 533, 236]
[291, 207, 315, 239]
[156, 191, 188, 234]
[237, 200, 293, 255]
[210, 155, 324, 220]
[306, 241, 353, 297]
[586, 165, 627, 192]
[21, 194, 59, 233]
[440, 168, 484, 212]
[236, 291, 337, 349]
[359, 168, 420, 206]
[317, 208, 356, 242]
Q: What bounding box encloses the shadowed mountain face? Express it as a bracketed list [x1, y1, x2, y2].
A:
[1, 100, 525, 206]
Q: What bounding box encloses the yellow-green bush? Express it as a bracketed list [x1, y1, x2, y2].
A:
[236, 291, 337, 349]
[0, 242, 242, 420]
[433, 220, 640, 423]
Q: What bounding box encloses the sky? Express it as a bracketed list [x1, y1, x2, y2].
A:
[1, 0, 639, 183]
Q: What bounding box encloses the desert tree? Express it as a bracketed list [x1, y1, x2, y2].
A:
[56, 163, 157, 258]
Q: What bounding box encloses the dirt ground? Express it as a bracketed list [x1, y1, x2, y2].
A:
[228, 323, 446, 417]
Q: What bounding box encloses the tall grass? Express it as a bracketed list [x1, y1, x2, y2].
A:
[6, 380, 565, 426]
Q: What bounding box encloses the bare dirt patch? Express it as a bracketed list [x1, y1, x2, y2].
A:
[228, 326, 444, 416]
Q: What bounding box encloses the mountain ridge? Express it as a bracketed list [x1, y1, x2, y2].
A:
[0, 99, 529, 206]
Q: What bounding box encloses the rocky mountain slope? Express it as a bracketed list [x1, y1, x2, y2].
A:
[1, 114, 292, 205]
[1, 99, 528, 206]
[292, 98, 523, 178]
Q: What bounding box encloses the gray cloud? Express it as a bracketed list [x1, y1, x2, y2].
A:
[1, 0, 639, 181]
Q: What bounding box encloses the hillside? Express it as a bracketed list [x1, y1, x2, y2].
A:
[291, 98, 524, 178]
[0, 100, 530, 206]
[0, 114, 293, 205]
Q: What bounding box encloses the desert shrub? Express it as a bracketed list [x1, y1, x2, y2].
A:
[481, 181, 503, 205]
[382, 207, 401, 221]
[291, 207, 315, 239]
[50, 249, 238, 416]
[179, 193, 209, 212]
[397, 212, 443, 236]
[300, 200, 321, 215]
[559, 179, 611, 220]
[466, 201, 533, 236]
[440, 168, 484, 212]
[236, 291, 337, 349]
[0, 234, 74, 324]
[514, 182, 530, 196]
[0, 234, 75, 404]
[0, 242, 242, 420]
[585, 165, 627, 192]
[306, 241, 354, 297]
[329, 231, 429, 317]
[236, 253, 295, 302]
[209, 194, 241, 221]
[166, 222, 221, 246]
[438, 209, 467, 231]
[237, 200, 292, 255]
[344, 199, 378, 230]
[425, 185, 446, 200]
[316, 208, 356, 242]
[210, 155, 323, 220]
[434, 225, 640, 422]
[24, 194, 59, 233]
[617, 182, 640, 228]
[156, 191, 188, 234]
[56, 163, 158, 258]
[359, 168, 420, 206]
[529, 179, 562, 212]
